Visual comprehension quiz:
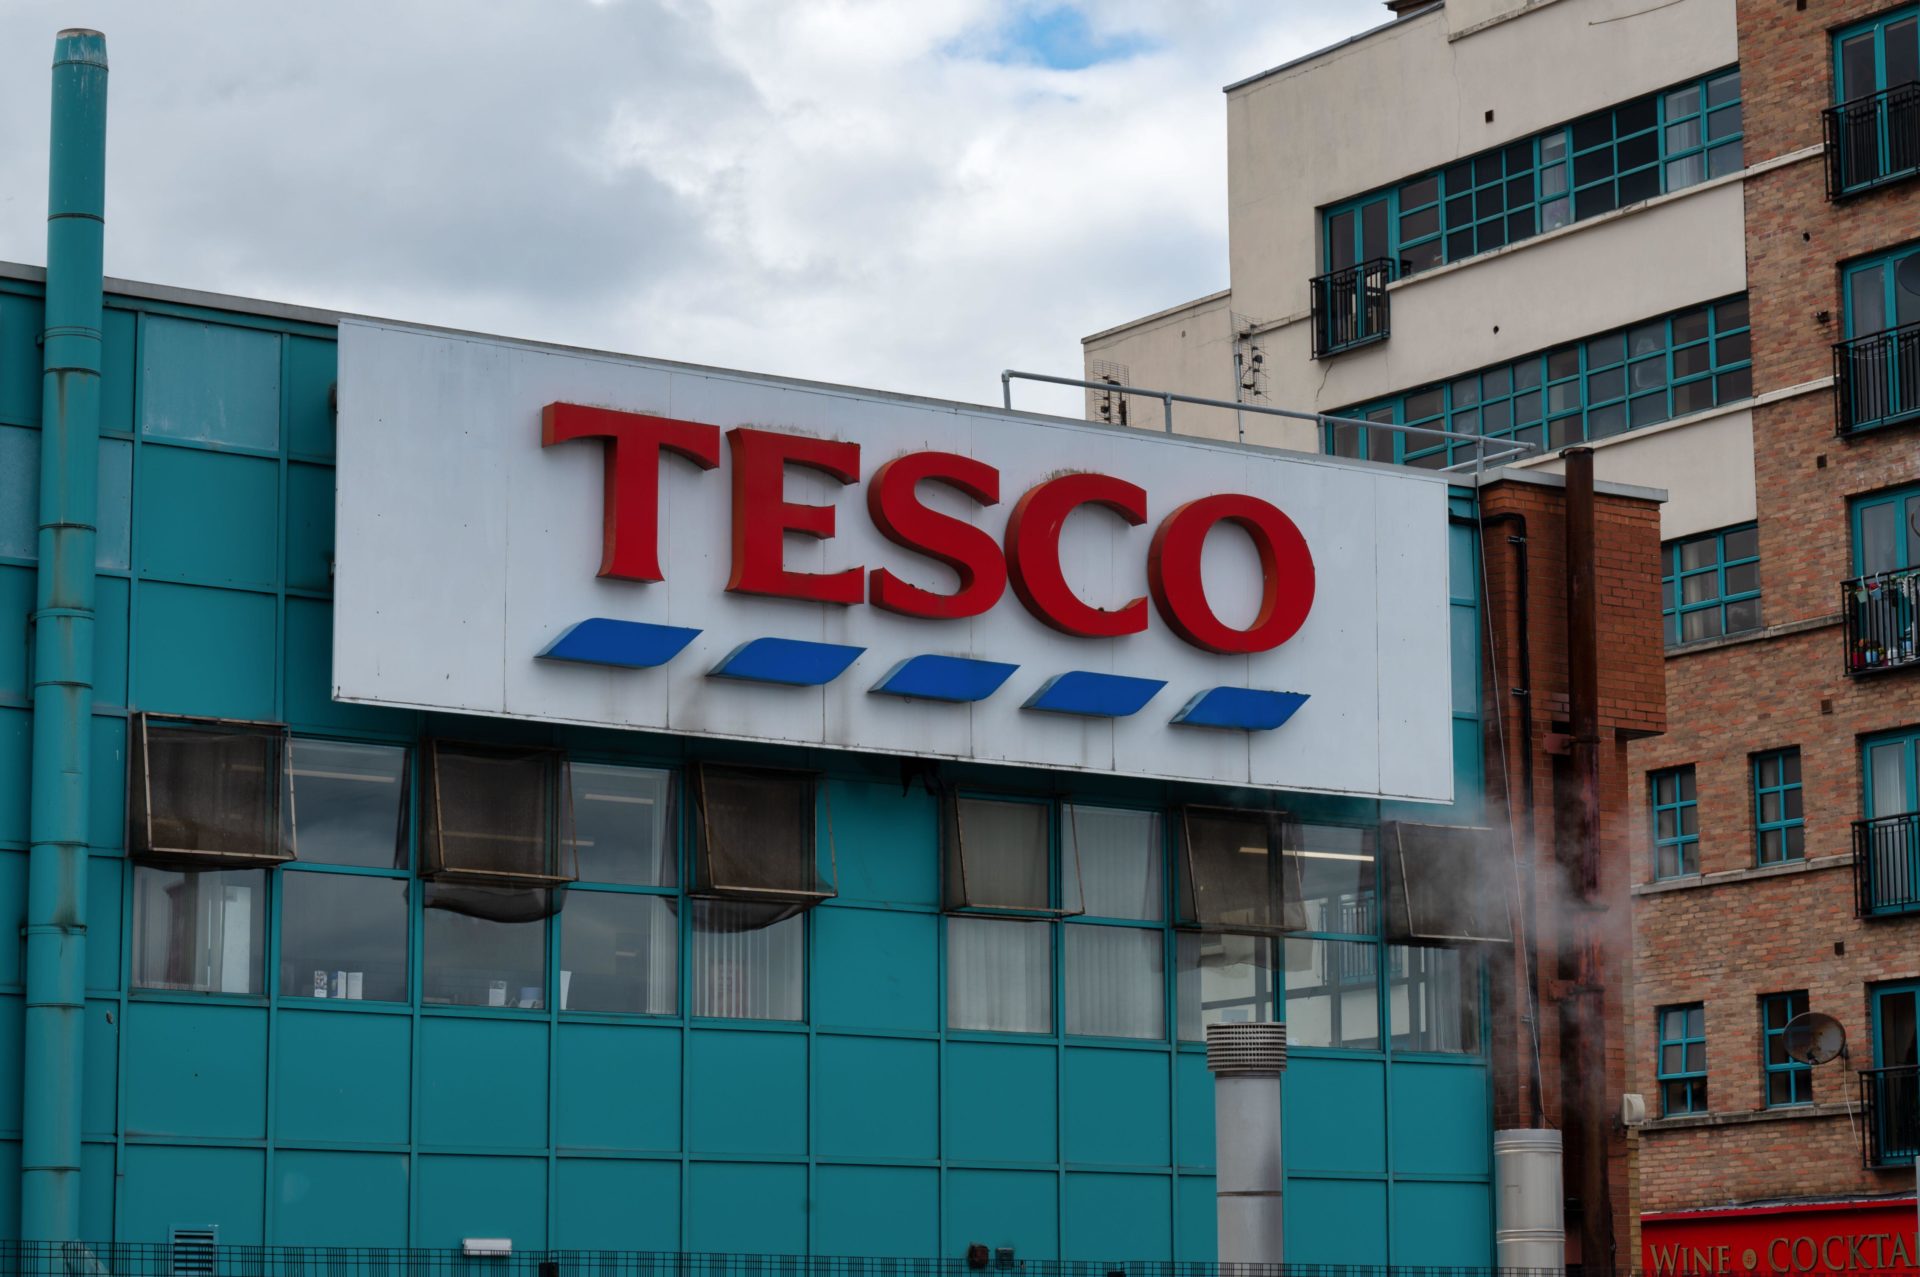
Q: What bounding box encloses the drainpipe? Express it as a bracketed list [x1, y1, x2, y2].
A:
[23, 27, 107, 1242]
[1206, 1022, 1287, 1268]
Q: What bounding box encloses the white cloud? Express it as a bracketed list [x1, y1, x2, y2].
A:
[0, 0, 1383, 417]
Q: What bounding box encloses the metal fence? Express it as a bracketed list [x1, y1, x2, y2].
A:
[1841, 568, 1920, 676]
[1859, 1064, 1920, 1167]
[1823, 80, 1920, 198]
[1832, 320, 1920, 436]
[1308, 259, 1393, 360]
[1853, 809, 1920, 917]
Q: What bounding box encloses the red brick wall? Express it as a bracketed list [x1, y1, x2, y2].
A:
[1630, 0, 1920, 1223]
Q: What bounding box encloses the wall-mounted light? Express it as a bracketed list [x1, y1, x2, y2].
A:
[463, 1239, 513, 1257]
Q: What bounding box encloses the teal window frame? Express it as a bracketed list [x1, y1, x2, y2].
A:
[1835, 7, 1920, 105]
[1839, 243, 1920, 432]
[1662, 523, 1761, 646]
[1752, 748, 1805, 866]
[1842, 242, 1920, 341]
[1761, 990, 1812, 1107]
[1650, 765, 1699, 879]
[1850, 482, 1920, 576]
[1321, 69, 1741, 280]
[1328, 297, 1751, 468]
[1657, 1002, 1708, 1115]
[1863, 726, 1920, 822]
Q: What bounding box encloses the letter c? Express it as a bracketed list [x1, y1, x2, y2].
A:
[1005, 473, 1148, 637]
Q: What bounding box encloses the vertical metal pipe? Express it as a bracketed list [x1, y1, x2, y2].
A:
[1564, 447, 1600, 897]
[1206, 1022, 1287, 1268]
[24, 27, 107, 1242]
[1495, 1128, 1565, 1271]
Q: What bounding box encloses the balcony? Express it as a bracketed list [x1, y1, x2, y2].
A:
[1833, 321, 1920, 436]
[1853, 810, 1920, 917]
[1843, 568, 1920, 675]
[1824, 82, 1920, 198]
[1860, 1065, 1919, 1167]
[1310, 257, 1392, 359]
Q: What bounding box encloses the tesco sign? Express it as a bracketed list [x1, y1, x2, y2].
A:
[333, 320, 1455, 800]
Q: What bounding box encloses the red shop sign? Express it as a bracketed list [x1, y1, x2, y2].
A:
[1643, 1198, 1919, 1275]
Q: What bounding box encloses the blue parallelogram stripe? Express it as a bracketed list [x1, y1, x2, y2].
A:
[870, 654, 1019, 703]
[1172, 687, 1309, 731]
[1023, 671, 1166, 718]
[709, 636, 865, 687]
[538, 618, 701, 669]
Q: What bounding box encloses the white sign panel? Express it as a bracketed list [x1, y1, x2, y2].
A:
[333, 320, 1456, 801]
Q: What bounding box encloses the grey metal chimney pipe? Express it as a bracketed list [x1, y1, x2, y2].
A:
[1494, 1128, 1565, 1271]
[1206, 1021, 1287, 1267]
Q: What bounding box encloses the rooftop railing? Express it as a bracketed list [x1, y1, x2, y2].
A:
[1832, 319, 1920, 436]
[1309, 258, 1393, 359]
[1860, 1064, 1920, 1167]
[1824, 81, 1920, 198]
[1853, 810, 1920, 918]
[1842, 567, 1920, 676]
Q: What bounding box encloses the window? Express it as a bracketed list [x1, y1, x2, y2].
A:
[1753, 749, 1805, 865]
[1650, 766, 1699, 879]
[421, 741, 573, 887]
[278, 738, 411, 1002]
[1852, 484, 1920, 579]
[131, 715, 291, 869]
[1176, 806, 1303, 934]
[1330, 298, 1752, 468]
[945, 795, 1058, 913]
[1847, 486, 1920, 674]
[1390, 944, 1478, 1053]
[1761, 991, 1812, 1107]
[690, 901, 804, 1021]
[1176, 932, 1275, 1041]
[132, 866, 265, 994]
[948, 915, 1051, 1033]
[1830, 9, 1920, 195]
[1861, 729, 1920, 917]
[1837, 9, 1919, 107]
[1663, 524, 1761, 645]
[1323, 70, 1741, 279]
[1867, 982, 1919, 1165]
[561, 762, 678, 1015]
[1657, 1003, 1708, 1115]
[422, 895, 546, 1008]
[1284, 937, 1382, 1050]
[1064, 806, 1166, 1039]
[1838, 245, 1920, 432]
[946, 794, 1063, 1034]
[692, 763, 832, 905]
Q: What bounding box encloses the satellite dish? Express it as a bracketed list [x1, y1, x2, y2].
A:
[1783, 1011, 1847, 1065]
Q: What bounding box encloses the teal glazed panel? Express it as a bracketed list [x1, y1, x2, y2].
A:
[286, 335, 337, 460]
[1389, 1060, 1491, 1176]
[1175, 1174, 1216, 1261]
[1391, 1179, 1493, 1266]
[1063, 1171, 1172, 1261]
[1064, 1046, 1170, 1167]
[945, 1168, 1059, 1260]
[273, 1149, 408, 1247]
[275, 1008, 411, 1146]
[811, 904, 937, 1033]
[136, 445, 280, 588]
[556, 1021, 680, 1152]
[1284, 1176, 1388, 1265]
[814, 1034, 937, 1160]
[123, 1001, 267, 1139]
[687, 1028, 807, 1155]
[1282, 1055, 1385, 1174]
[82, 997, 117, 1138]
[0, 565, 29, 702]
[120, 1144, 265, 1243]
[0, 853, 21, 985]
[554, 1158, 681, 1251]
[827, 778, 938, 907]
[0, 425, 34, 558]
[86, 857, 122, 991]
[1175, 1051, 1214, 1167]
[685, 1161, 807, 1254]
[284, 597, 413, 734]
[140, 316, 281, 451]
[285, 461, 334, 593]
[946, 1040, 1057, 1164]
[0, 708, 27, 843]
[0, 292, 42, 425]
[0, 996, 20, 1135]
[98, 436, 131, 570]
[80, 1141, 115, 1241]
[88, 713, 126, 852]
[416, 1154, 545, 1250]
[94, 574, 129, 707]
[418, 1015, 547, 1149]
[101, 305, 135, 435]
[0, 1141, 17, 1239]
[132, 582, 277, 719]
[814, 1164, 938, 1258]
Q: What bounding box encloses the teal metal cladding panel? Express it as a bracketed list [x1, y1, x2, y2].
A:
[93, 575, 129, 709]
[814, 1034, 937, 1160]
[0, 294, 42, 425]
[814, 1165, 940, 1258]
[685, 1161, 807, 1254]
[136, 446, 281, 589]
[84, 859, 121, 992]
[0, 853, 20, 986]
[0, 427, 34, 558]
[123, 1002, 267, 1140]
[944, 1040, 1058, 1163]
[273, 1150, 408, 1247]
[273, 1009, 411, 1146]
[0, 566, 29, 702]
[1391, 1181, 1494, 1267]
[811, 904, 938, 1033]
[139, 316, 282, 451]
[415, 1155, 545, 1250]
[418, 1016, 547, 1149]
[131, 582, 277, 719]
[944, 1168, 1059, 1259]
[686, 1029, 807, 1156]
[1063, 1047, 1170, 1167]
[81, 1001, 116, 1139]
[1175, 1175, 1216, 1261]
[1283, 1056, 1387, 1175]
[1389, 1061, 1493, 1176]
[1285, 1179, 1390, 1265]
[555, 1022, 681, 1152]
[120, 1145, 266, 1244]
[86, 715, 125, 852]
[0, 997, 20, 1136]
[284, 462, 335, 594]
[0, 718, 26, 862]
[1064, 1173, 1172, 1261]
[826, 779, 940, 908]
[553, 1159, 680, 1251]
[285, 336, 337, 460]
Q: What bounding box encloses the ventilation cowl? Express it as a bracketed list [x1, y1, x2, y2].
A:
[1206, 1021, 1288, 1076]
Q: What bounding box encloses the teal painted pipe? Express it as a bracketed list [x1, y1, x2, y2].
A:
[23, 28, 106, 1243]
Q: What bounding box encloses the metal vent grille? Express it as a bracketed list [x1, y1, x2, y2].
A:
[1205, 1021, 1287, 1075]
[130, 714, 291, 869]
[168, 1227, 216, 1277]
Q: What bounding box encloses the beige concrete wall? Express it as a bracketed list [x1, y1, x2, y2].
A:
[1514, 407, 1756, 540]
[1080, 290, 1246, 441]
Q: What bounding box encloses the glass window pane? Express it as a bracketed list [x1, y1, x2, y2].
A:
[1401, 206, 1439, 241]
[1761, 792, 1781, 824]
[1177, 932, 1274, 1041]
[1715, 366, 1752, 402]
[1590, 368, 1626, 402]
[1715, 330, 1751, 366]
[423, 902, 544, 1008]
[1589, 402, 1627, 439]
[1707, 71, 1740, 107]
[1784, 825, 1805, 858]
[1407, 387, 1446, 419]
[1674, 344, 1710, 378]
[1068, 806, 1162, 921]
[1678, 769, 1697, 802]
[1667, 119, 1703, 151]
[1682, 608, 1720, 642]
[280, 872, 407, 1002]
[956, 798, 1049, 910]
[1782, 751, 1801, 784]
[1391, 945, 1477, 1052]
[1290, 822, 1377, 933]
[1716, 297, 1749, 331]
[691, 901, 802, 1020]
[1658, 809, 1677, 839]
[1680, 539, 1717, 571]
[1760, 829, 1781, 862]
[1758, 754, 1779, 787]
[1706, 105, 1740, 141]
[1684, 1042, 1705, 1071]
[1401, 175, 1440, 207]
[1619, 133, 1659, 172]
[1575, 185, 1618, 219]
[132, 866, 265, 993]
[1066, 926, 1165, 1039]
[1572, 115, 1612, 150]
[1542, 164, 1567, 197]
[1630, 357, 1667, 391]
[289, 739, 408, 869]
[1541, 132, 1567, 163]
[1402, 239, 1443, 274]
[1617, 97, 1658, 135]
[1890, 21, 1920, 89]
[571, 763, 675, 887]
[1680, 806, 1698, 838]
[1674, 379, 1715, 416]
[948, 915, 1051, 1033]
[1706, 137, 1742, 176]
[1661, 1043, 1684, 1073]
[1725, 562, 1760, 595]
[1630, 393, 1670, 428]
[561, 891, 676, 1015]
[1284, 937, 1380, 1049]
[1543, 196, 1570, 231]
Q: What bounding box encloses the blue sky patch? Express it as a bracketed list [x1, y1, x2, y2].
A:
[984, 5, 1157, 70]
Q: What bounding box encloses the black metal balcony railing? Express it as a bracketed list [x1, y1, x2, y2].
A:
[1824, 81, 1920, 198]
[1309, 258, 1393, 359]
[1854, 810, 1920, 917]
[1833, 321, 1920, 435]
[1843, 567, 1920, 675]
[1860, 1064, 1920, 1166]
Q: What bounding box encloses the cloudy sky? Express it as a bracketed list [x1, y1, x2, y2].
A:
[1, 1, 1382, 417]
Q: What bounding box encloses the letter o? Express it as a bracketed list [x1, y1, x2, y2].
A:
[1791, 1238, 1816, 1271]
[1148, 494, 1315, 654]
